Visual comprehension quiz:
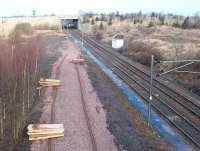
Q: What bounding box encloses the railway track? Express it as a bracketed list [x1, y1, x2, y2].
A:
[48, 53, 97, 151]
[67, 29, 200, 149]
[75, 65, 97, 151]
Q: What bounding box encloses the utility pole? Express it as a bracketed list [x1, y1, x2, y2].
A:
[78, 10, 85, 49]
[81, 21, 84, 48]
[148, 55, 154, 126]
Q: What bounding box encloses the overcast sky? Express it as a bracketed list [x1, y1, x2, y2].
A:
[0, 0, 200, 16]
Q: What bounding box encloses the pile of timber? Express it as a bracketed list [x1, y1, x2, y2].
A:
[27, 124, 64, 140]
[71, 58, 85, 64]
[39, 79, 61, 87]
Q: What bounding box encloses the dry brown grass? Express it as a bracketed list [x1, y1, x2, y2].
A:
[0, 16, 61, 36]
[0, 16, 62, 149]
[0, 22, 50, 149]
[86, 22, 200, 63]
[84, 19, 200, 91]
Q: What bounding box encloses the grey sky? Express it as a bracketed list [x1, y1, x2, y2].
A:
[0, 0, 199, 16]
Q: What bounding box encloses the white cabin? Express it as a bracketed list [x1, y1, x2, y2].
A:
[112, 33, 124, 49]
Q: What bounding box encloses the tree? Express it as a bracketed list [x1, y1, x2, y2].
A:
[133, 18, 140, 24]
[89, 11, 93, 18]
[159, 15, 165, 25]
[99, 22, 104, 30]
[150, 12, 156, 18]
[148, 21, 154, 28]
[120, 15, 124, 21]
[108, 17, 112, 26]
[82, 16, 89, 24]
[137, 10, 142, 17]
[95, 17, 99, 22]
[182, 17, 190, 29]
[172, 20, 180, 28]
[100, 14, 105, 21]
[91, 19, 95, 25]
[116, 11, 120, 17]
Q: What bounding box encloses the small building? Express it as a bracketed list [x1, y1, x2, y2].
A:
[60, 15, 79, 29]
[112, 33, 124, 49]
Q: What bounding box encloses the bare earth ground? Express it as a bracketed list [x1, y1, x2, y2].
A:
[86, 56, 175, 151]
[15, 31, 175, 151]
[30, 37, 118, 151]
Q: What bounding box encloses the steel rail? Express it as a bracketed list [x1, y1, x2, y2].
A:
[85, 39, 200, 148]
[76, 29, 200, 108]
[75, 30, 200, 115]
[91, 41, 200, 149]
[75, 65, 97, 151]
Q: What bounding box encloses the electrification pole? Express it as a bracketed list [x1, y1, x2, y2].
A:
[148, 55, 154, 126]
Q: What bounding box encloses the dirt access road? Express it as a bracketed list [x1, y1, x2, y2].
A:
[30, 35, 117, 151]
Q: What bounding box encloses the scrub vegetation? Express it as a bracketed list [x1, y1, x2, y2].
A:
[0, 19, 60, 150]
[82, 12, 200, 95]
[0, 16, 61, 36]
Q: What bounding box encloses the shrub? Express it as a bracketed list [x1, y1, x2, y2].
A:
[91, 19, 95, 25]
[99, 22, 104, 30]
[82, 16, 87, 24]
[150, 12, 157, 18]
[89, 12, 93, 18]
[159, 15, 165, 25]
[120, 15, 125, 21]
[100, 14, 105, 21]
[192, 19, 200, 29]
[172, 21, 180, 28]
[182, 17, 190, 29]
[95, 32, 103, 40]
[33, 24, 59, 31]
[148, 21, 154, 28]
[108, 17, 112, 26]
[14, 23, 33, 35]
[95, 17, 99, 22]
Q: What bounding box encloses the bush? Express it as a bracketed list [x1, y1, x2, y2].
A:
[159, 15, 165, 25]
[100, 14, 105, 21]
[95, 17, 99, 22]
[91, 19, 95, 25]
[108, 17, 112, 26]
[33, 24, 59, 31]
[99, 22, 104, 30]
[150, 12, 156, 18]
[182, 17, 190, 29]
[172, 21, 180, 28]
[192, 19, 200, 29]
[14, 23, 33, 35]
[148, 21, 154, 28]
[120, 15, 125, 21]
[95, 32, 103, 40]
[82, 16, 87, 24]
